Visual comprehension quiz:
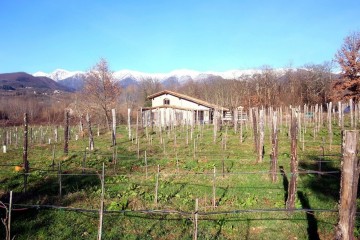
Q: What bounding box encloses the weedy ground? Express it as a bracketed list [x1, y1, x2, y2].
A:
[0, 120, 356, 239]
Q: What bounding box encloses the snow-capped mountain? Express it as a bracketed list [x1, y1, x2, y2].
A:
[32, 68, 269, 90]
[112, 69, 261, 82]
[33, 68, 261, 83]
[33, 69, 85, 81]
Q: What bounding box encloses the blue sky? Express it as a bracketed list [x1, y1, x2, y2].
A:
[0, 0, 359, 73]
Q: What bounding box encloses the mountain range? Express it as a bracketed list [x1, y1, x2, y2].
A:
[34, 68, 262, 81]
[1, 68, 337, 94]
[0, 72, 73, 93]
[33, 68, 265, 90]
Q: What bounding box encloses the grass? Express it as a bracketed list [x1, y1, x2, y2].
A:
[0, 118, 355, 239]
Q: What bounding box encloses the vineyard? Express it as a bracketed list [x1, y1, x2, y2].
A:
[0, 106, 358, 239]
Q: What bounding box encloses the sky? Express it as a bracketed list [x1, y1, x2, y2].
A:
[0, 0, 359, 73]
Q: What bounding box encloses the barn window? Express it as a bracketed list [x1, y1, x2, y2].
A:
[163, 98, 170, 105]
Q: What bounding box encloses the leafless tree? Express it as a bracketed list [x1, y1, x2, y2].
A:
[301, 62, 334, 105]
[333, 31, 360, 101]
[139, 77, 163, 107]
[81, 58, 121, 130]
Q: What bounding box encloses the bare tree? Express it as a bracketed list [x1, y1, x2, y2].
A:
[81, 58, 121, 130]
[139, 77, 163, 107]
[333, 31, 360, 101]
[297, 63, 334, 105]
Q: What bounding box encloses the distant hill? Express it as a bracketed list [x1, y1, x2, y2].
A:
[0, 72, 74, 94]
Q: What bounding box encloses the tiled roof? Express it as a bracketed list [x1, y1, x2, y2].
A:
[147, 90, 228, 110]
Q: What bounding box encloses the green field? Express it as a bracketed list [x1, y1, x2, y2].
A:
[0, 118, 356, 239]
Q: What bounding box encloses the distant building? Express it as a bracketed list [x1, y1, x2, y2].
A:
[141, 90, 229, 126]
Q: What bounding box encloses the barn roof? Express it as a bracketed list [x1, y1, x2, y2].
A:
[147, 90, 228, 110]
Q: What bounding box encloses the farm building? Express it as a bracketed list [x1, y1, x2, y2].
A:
[141, 90, 229, 126]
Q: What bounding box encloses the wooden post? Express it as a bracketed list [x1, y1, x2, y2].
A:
[286, 109, 298, 210]
[58, 162, 62, 197]
[23, 113, 29, 193]
[2, 129, 6, 153]
[79, 115, 84, 139]
[52, 145, 56, 171]
[270, 112, 278, 182]
[193, 198, 199, 240]
[279, 107, 283, 132]
[234, 108, 238, 134]
[288, 107, 291, 139]
[303, 104, 307, 133]
[64, 110, 69, 155]
[213, 110, 217, 143]
[338, 102, 344, 130]
[154, 165, 160, 207]
[8, 190, 13, 240]
[257, 109, 264, 163]
[86, 113, 94, 151]
[349, 99, 354, 128]
[252, 108, 258, 153]
[67, 124, 71, 142]
[9, 129, 12, 146]
[98, 163, 105, 240]
[212, 166, 216, 209]
[55, 126, 58, 143]
[136, 110, 139, 145]
[335, 130, 359, 240]
[239, 107, 243, 143]
[145, 110, 149, 140]
[314, 104, 318, 133]
[111, 109, 116, 146]
[128, 108, 131, 140]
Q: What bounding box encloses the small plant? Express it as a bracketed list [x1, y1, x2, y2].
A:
[239, 194, 258, 207]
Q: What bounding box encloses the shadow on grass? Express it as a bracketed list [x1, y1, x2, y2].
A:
[218, 185, 229, 206]
[214, 217, 226, 239]
[298, 191, 320, 240]
[279, 166, 288, 204]
[0, 170, 100, 239]
[300, 155, 360, 238]
[299, 155, 340, 200]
